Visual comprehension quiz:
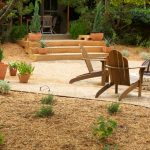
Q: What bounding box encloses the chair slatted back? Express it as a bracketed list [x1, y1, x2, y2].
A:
[80, 45, 94, 73]
[42, 15, 53, 27]
[107, 50, 130, 85]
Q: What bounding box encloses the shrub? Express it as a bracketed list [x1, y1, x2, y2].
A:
[121, 50, 129, 57]
[9, 24, 28, 42]
[36, 106, 54, 117]
[0, 80, 11, 94]
[103, 144, 118, 150]
[17, 62, 34, 75]
[140, 52, 149, 60]
[93, 116, 117, 140]
[107, 103, 120, 115]
[0, 48, 4, 62]
[41, 94, 54, 105]
[69, 20, 89, 39]
[0, 133, 4, 145]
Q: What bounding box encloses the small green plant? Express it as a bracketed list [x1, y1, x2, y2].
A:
[41, 94, 54, 105]
[140, 52, 149, 60]
[93, 116, 117, 140]
[105, 38, 112, 47]
[17, 62, 34, 75]
[0, 80, 11, 94]
[103, 144, 118, 150]
[36, 106, 54, 117]
[107, 103, 120, 115]
[0, 48, 4, 62]
[122, 50, 129, 57]
[8, 61, 18, 69]
[40, 41, 46, 48]
[0, 132, 4, 145]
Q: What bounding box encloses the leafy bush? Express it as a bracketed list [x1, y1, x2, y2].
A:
[9, 24, 28, 42]
[36, 106, 54, 117]
[140, 52, 149, 60]
[0, 132, 4, 145]
[17, 62, 34, 75]
[107, 103, 120, 115]
[93, 116, 117, 140]
[0, 80, 11, 94]
[122, 50, 129, 57]
[69, 20, 90, 39]
[41, 94, 54, 105]
[0, 48, 4, 62]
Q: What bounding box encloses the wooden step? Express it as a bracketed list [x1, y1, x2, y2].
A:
[29, 46, 105, 54]
[41, 34, 71, 40]
[30, 53, 108, 61]
[28, 40, 106, 47]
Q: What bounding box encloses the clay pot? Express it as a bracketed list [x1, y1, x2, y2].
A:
[31, 48, 39, 54]
[28, 33, 42, 41]
[90, 32, 104, 41]
[9, 67, 17, 76]
[18, 74, 30, 83]
[103, 46, 112, 53]
[38, 48, 48, 54]
[0, 62, 8, 80]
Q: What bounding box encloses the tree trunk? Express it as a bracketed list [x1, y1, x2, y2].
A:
[0, 0, 18, 23]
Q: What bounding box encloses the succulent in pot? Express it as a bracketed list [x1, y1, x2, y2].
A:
[8, 61, 18, 76]
[38, 41, 48, 54]
[17, 61, 34, 83]
[103, 38, 113, 53]
[0, 48, 8, 80]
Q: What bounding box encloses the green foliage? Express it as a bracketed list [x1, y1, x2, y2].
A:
[103, 144, 118, 150]
[69, 20, 90, 39]
[107, 103, 120, 115]
[0, 48, 4, 62]
[9, 24, 28, 42]
[41, 94, 54, 105]
[93, 116, 117, 140]
[0, 80, 11, 94]
[36, 106, 54, 117]
[140, 52, 150, 60]
[17, 62, 34, 75]
[29, 0, 41, 33]
[8, 61, 18, 69]
[122, 50, 129, 58]
[92, 1, 104, 32]
[40, 41, 46, 48]
[0, 132, 4, 145]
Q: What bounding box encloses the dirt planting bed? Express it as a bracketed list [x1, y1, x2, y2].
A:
[0, 91, 150, 150]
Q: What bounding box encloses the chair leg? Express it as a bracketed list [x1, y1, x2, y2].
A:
[95, 83, 114, 98]
[138, 80, 142, 97]
[69, 72, 102, 84]
[119, 81, 139, 101]
[115, 84, 118, 94]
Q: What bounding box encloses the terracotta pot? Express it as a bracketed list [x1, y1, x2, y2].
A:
[38, 48, 48, 54]
[9, 67, 17, 76]
[18, 74, 30, 83]
[0, 62, 8, 80]
[28, 33, 42, 41]
[90, 32, 104, 41]
[103, 46, 112, 53]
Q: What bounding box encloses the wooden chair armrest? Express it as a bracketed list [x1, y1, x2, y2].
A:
[106, 65, 146, 70]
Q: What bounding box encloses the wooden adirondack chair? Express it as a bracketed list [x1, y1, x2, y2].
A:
[95, 50, 146, 101]
[69, 45, 109, 85]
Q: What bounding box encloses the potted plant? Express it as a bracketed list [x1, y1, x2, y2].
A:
[0, 48, 8, 80]
[103, 38, 113, 53]
[28, 0, 41, 41]
[8, 61, 18, 76]
[37, 41, 48, 54]
[90, 1, 104, 41]
[17, 61, 34, 83]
